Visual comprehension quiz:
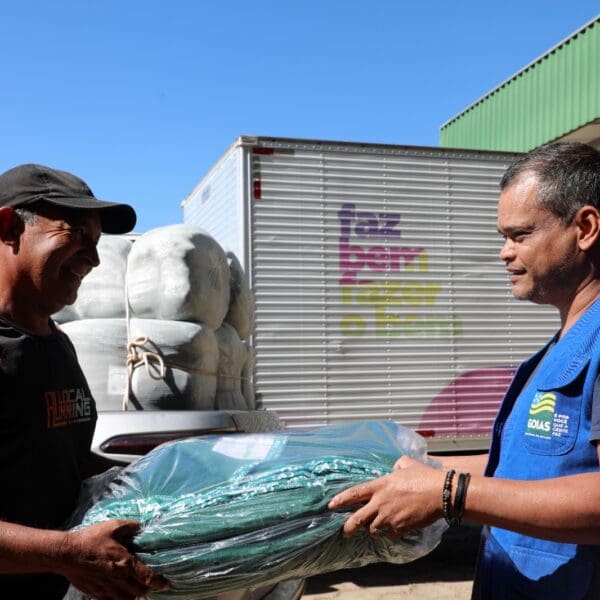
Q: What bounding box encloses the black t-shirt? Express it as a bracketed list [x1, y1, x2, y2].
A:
[0, 317, 97, 598]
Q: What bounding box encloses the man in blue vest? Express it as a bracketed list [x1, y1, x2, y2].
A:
[329, 141, 600, 599]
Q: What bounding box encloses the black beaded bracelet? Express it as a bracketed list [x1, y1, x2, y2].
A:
[453, 472, 471, 527]
[442, 469, 456, 526]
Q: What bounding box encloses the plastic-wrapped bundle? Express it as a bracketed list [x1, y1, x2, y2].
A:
[61, 319, 128, 410]
[126, 224, 230, 329]
[53, 236, 132, 322]
[128, 319, 218, 410]
[78, 421, 445, 599]
[214, 322, 247, 410]
[224, 252, 254, 340]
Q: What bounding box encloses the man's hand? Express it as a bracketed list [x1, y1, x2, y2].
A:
[328, 456, 445, 538]
[57, 519, 170, 600]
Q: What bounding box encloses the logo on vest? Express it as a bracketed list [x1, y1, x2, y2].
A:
[525, 392, 556, 439]
[525, 391, 570, 440]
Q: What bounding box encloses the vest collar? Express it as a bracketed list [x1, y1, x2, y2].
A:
[536, 299, 600, 390]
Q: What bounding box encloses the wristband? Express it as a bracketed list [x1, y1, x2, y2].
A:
[453, 472, 471, 527]
[441, 469, 456, 526]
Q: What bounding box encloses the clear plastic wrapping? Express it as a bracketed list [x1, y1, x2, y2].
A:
[77, 421, 446, 599]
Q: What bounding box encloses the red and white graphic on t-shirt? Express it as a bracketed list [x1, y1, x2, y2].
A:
[44, 388, 92, 428]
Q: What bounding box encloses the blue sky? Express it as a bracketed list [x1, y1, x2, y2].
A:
[1, 1, 599, 232]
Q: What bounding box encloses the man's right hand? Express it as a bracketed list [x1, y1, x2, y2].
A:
[57, 519, 170, 600]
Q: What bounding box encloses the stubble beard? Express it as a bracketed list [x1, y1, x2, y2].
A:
[512, 259, 575, 306]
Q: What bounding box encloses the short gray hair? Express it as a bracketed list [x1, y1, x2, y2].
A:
[500, 142, 600, 224]
[14, 206, 38, 225]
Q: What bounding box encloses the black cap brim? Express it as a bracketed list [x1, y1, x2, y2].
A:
[44, 196, 137, 234]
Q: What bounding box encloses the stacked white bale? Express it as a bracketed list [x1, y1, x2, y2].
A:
[126, 224, 230, 329]
[53, 304, 79, 324]
[128, 319, 218, 410]
[59, 226, 259, 414]
[77, 236, 133, 318]
[223, 252, 257, 408]
[62, 318, 219, 410]
[120, 225, 229, 410]
[61, 319, 128, 411]
[241, 342, 257, 410]
[53, 236, 132, 323]
[224, 251, 254, 340]
[214, 322, 247, 410]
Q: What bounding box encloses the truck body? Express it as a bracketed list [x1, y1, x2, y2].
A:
[182, 136, 559, 451]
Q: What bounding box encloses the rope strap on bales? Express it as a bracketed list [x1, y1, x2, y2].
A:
[122, 263, 247, 411]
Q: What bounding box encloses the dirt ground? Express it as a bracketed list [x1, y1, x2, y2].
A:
[303, 525, 480, 599]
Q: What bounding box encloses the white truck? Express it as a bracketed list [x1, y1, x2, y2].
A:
[182, 136, 559, 451]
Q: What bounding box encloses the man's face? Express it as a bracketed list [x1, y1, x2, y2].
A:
[497, 175, 582, 308]
[16, 203, 101, 315]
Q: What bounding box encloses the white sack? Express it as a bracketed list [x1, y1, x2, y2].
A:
[214, 322, 247, 410]
[53, 236, 132, 323]
[128, 319, 218, 410]
[242, 343, 257, 410]
[53, 304, 79, 324]
[61, 319, 128, 411]
[224, 251, 254, 340]
[126, 225, 230, 328]
[76, 236, 132, 319]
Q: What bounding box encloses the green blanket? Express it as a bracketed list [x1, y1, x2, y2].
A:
[79, 421, 446, 599]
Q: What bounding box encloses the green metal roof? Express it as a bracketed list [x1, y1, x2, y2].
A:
[440, 16, 600, 152]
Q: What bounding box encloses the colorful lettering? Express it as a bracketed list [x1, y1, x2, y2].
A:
[338, 203, 401, 242]
[337, 202, 462, 340]
[340, 314, 367, 336]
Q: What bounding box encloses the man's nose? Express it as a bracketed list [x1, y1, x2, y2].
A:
[86, 244, 100, 268]
[499, 238, 515, 261]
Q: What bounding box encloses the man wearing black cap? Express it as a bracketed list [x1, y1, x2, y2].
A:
[0, 164, 168, 599]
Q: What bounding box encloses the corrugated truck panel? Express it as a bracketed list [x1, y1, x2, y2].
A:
[182, 144, 246, 266]
[185, 137, 559, 451]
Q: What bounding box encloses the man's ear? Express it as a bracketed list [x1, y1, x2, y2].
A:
[0, 207, 24, 246]
[575, 205, 600, 251]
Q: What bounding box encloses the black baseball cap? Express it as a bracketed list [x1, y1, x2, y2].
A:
[0, 163, 137, 234]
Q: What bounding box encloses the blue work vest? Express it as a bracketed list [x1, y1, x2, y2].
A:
[474, 300, 600, 599]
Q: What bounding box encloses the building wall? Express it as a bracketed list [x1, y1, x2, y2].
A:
[440, 17, 600, 152]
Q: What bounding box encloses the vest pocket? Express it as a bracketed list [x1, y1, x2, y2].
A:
[479, 532, 595, 599]
[509, 544, 593, 599]
[521, 369, 586, 456]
